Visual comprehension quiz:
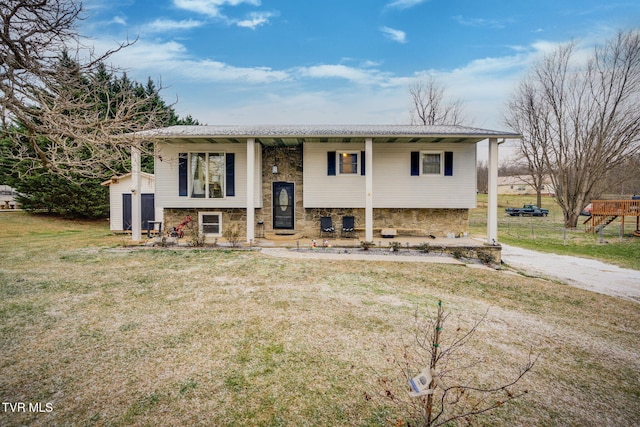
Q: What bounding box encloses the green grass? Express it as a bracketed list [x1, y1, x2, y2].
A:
[0, 211, 639, 426]
[470, 194, 640, 270]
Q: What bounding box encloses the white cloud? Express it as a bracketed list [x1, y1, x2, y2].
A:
[173, 0, 261, 18]
[185, 60, 290, 83]
[173, 0, 276, 29]
[142, 18, 204, 33]
[386, 0, 428, 10]
[183, 87, 410, 125]
[452, 15, 515, 29]
[236, 11, 277, 29]
[380, 26, 407, 43]
[111, 16, 127, 26]
[297, 64, 391, 86]
[361, 60, 384, 68]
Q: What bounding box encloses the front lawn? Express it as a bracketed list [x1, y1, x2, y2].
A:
[1, 212, 639, 426]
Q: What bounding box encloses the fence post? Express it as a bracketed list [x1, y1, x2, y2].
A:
[598, 224, 603, 243]
[563, 227, 567, 245]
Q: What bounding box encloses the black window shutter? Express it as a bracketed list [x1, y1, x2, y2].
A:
[360, 151, 366, 175]
[226, 153, 235, 196]
[178, 153, 188, 196]
[327, 151, 336, 176]
[444, 151, 453, 176]
[410, 151, 420, 176]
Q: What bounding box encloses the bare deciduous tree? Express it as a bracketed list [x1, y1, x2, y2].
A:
[506, 31, 640, 227]
[0, 0, 164, 179]
[476, 161, 488, 194]
[409, 77, 465, 125]
[602, 152, 640, 197]
[505, 81, 551, 207]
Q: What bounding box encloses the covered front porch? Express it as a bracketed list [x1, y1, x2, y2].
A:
[130, 125, 521, 254]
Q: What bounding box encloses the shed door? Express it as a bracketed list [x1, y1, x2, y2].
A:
[122, 194, 155, 231]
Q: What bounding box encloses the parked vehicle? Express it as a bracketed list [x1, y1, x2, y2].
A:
[580, 203, 593, 216]
[505, 204, 549, 217]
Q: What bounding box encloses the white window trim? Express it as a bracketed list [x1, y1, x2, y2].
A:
[189, 152, 226, 199]
[337, 151, 360, 176]
[420, 151, 444, 176]
[199, 211, 222, 237]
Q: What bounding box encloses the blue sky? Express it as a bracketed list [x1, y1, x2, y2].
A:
[82, 0, 639, 137]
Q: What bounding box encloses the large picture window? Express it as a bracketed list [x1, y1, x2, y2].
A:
[190, 153, 225, 198]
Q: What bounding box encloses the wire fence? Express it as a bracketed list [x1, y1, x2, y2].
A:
[470, 215, 639, 244]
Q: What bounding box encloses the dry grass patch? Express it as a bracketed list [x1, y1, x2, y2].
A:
[1, 212, 639, 426]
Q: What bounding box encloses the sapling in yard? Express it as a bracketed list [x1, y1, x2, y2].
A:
[375, 301, 537, 427]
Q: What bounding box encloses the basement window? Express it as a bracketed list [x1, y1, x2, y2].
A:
[199, 212, 222, 236]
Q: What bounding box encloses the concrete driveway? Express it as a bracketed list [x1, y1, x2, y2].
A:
[500, 244, 640, 303]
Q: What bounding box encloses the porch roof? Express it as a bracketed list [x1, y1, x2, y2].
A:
[136, 124, 521, 146]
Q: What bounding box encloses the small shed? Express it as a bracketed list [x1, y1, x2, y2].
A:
[101, 173, 155, 232]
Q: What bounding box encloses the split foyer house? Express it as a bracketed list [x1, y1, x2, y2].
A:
[130, 125, 519, 245]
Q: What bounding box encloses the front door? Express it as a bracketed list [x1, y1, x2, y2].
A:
[273, 182, 294, 230]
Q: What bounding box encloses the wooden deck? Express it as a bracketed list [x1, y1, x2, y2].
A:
[584, 199, 640, 233]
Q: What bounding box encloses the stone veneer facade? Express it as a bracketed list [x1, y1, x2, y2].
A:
[303, 208, 468, 239]
[163, 144, 470, 241]
[257, 145, 305, 235]
[163, 208, 247, 241]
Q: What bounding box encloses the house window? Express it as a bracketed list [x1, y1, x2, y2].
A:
[190, 153, 225, 198]
[339, 151, 359, 175]
[199, 212, 222, 236]
[421, 152, 443, 175]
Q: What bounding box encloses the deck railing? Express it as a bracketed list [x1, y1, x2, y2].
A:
[591, 200, 640, 216]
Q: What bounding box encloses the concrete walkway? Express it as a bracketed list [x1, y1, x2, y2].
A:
[500, 244, 640, 303]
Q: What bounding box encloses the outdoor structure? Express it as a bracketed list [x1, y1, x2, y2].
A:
[584, 199, 640, 234]
[130, 125, 520, 246]
[497, 175, 555, 196]
[0, 184, 18, 209]
[101, 173, 155, 232]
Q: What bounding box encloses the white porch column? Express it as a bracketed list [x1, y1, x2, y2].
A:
[246, 138, 256, 243]
[487, 138, 499, 245]
[365, 138, 374, 242]
[131, 145, 142, 241]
